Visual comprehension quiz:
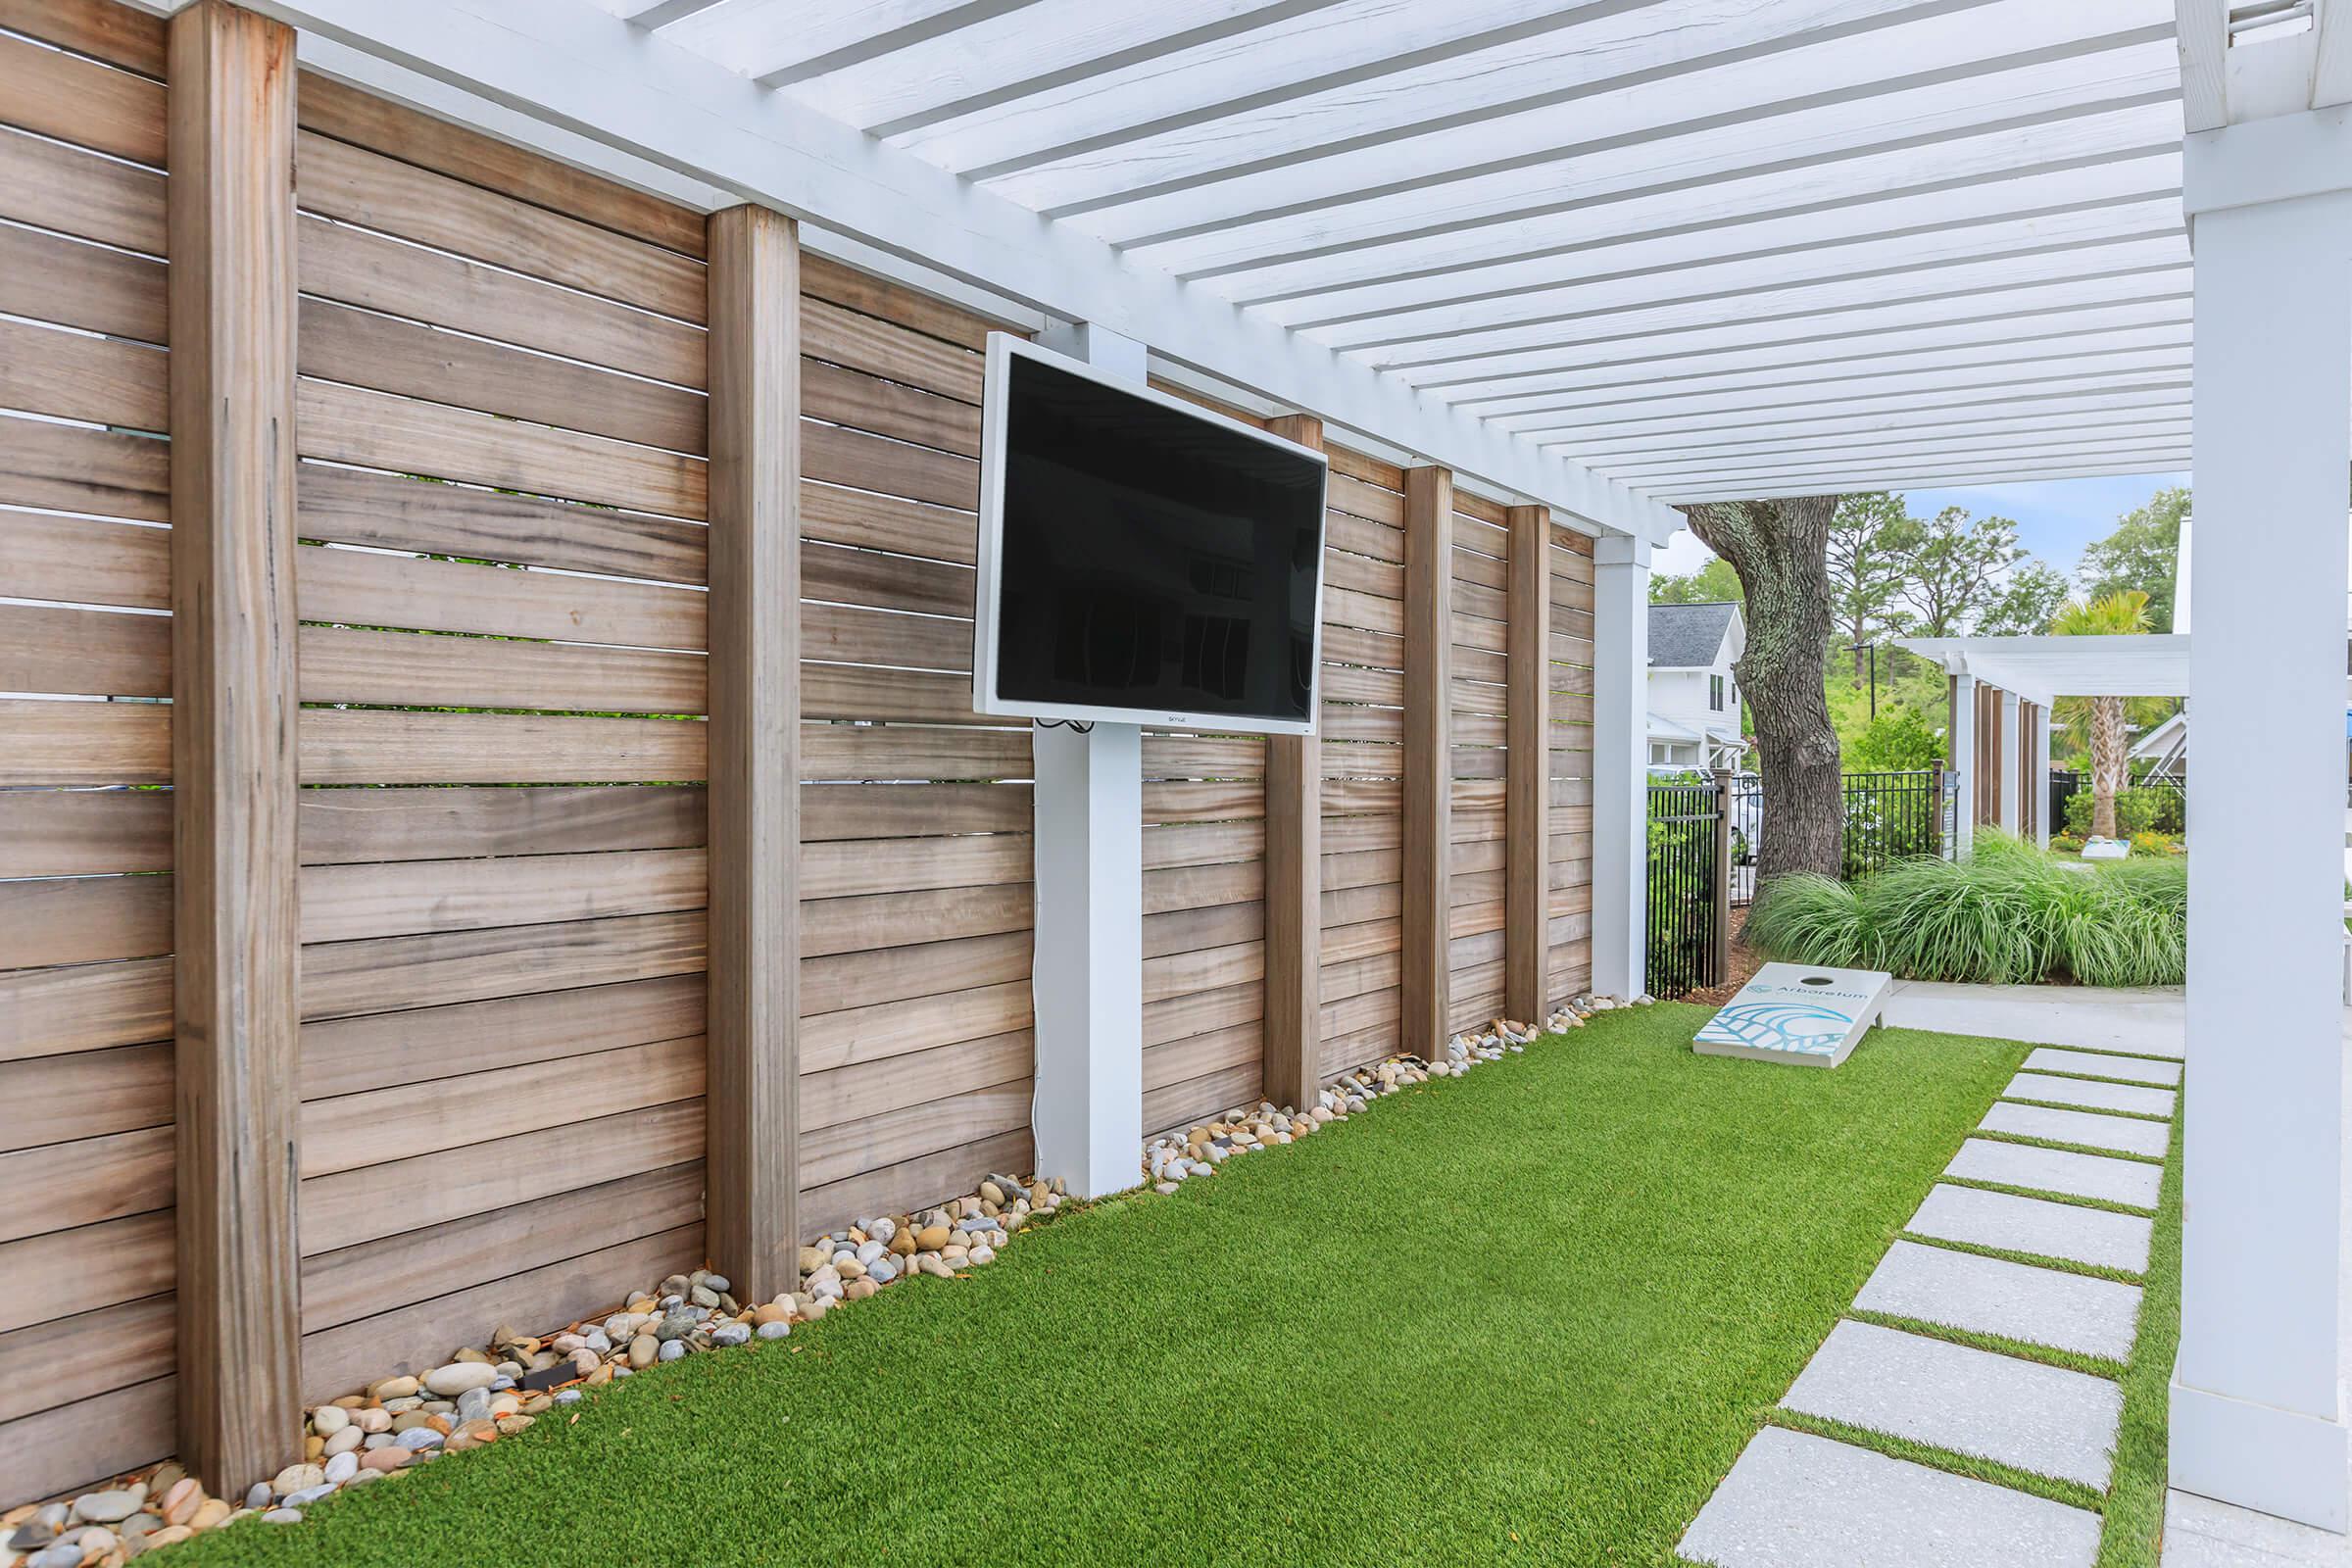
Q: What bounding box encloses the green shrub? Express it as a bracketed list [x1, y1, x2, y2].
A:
[1844, 704, 1944, 771]
[2062, 786, 2168, 838]
[1744, 874, 1873, 969]
[1748, 830, 2187, 986]
[2128, 830, 2182, 858]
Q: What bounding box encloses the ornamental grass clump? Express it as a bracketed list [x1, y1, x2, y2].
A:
[1742, 873, 1872, 969]
[1748, 830, 2187, 986]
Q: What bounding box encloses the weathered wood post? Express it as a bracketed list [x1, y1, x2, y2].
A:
[168, 0, 304, 1494]
[703, 203, 801, 1303]
[1400, 466, 1454, 1055]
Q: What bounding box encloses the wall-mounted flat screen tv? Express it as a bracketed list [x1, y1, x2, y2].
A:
[972, 335, 1328, 735]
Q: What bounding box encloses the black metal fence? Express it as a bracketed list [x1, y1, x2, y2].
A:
[1647, 768, 1962, 998]
[2049, 769, 2084, 836]
[1720, 769, 1952, 910]
[1645, 779, 1722, 1000]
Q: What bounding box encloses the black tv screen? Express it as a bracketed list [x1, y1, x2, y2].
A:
[975, 338, 1328, 734]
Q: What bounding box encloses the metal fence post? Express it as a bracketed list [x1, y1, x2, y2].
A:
[1710, 767, 1734, 986]
[1929, 761, 1947, 859]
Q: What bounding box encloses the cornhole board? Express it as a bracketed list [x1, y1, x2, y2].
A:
[1692, 962, 1893, 1069]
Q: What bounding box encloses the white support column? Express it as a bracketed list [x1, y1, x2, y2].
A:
[1592, 531, 1650, 1002]
[2033, 701, 2053, 851]
[2172, 176, 2352, 1533]
[1998, 689, 2022, 837]
[1950, 671, 1977, 858]
[1027, 319, 1145, 1199]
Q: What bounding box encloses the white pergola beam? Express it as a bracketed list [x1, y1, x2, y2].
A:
[1035, 0, 2169, 239]
[1314, 198, 2182, 350]
[1468, 322, 2190, 415]
[1146, 72, 2181, 278]
[1388, 250, 2190, 386]
[248, 0, 1678, 543]
[1620, 425, 2194, 486]
[906, 0, 1672, 176]
[1524, 368, 2190, 447]
[1555, 385, 2196, 459]
[1552, 383, 2191, 451]
[611, 0, 730, 27]
[1656, 450, 2191, 503]
[1598, 416, 2194, 481]
[1257, 155, 2181, 325]
[2177, 0, 2230, 128]
[1208, 114, 2181, 304]
[2317, 0, 2352, 106]
[1491, 348, 2191, 434]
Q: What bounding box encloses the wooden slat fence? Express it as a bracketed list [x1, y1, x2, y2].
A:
[0, 9, 178, 1501]
[1316, 450, 1409, 1076]
[1448, 492, 1511, 1032]
[796, 258, 1037, 1238]
[1549, 524, 1599, 1005]
[0, 0, 1599, 1504]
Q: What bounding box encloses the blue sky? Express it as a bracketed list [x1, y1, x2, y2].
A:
[1652, 470, 2192, 582]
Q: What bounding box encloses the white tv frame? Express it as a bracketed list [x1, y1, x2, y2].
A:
[970, 332, 1329, 737]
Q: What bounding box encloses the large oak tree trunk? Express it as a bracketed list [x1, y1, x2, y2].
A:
[1681, 498, 1843, 886]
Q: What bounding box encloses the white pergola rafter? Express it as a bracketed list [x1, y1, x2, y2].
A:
[1514, 367, 2191, 441]
[258, 0, 2205, 518]
[244, 0, 1682, 541]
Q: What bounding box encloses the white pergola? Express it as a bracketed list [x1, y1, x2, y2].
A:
[1901, 632, 2191, 850]
[216, 0, 2352, 1532]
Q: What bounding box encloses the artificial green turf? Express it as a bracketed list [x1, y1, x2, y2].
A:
[2096, 1102, 2184, 1568]
[177, 1003, 2034, 1567]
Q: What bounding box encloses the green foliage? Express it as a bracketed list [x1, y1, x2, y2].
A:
[2050, 588, 2152, 640]
[2063, 786, 2167, 839]
[1648, 555, 1743, 606]
[1844, 704, 1945, 772]
[1897, 505, 2023, 637]
[1827, 491, 1913, 660]
[2079, 485, 2189, 632]
[1749, 831, 2187, 987]
[1743, 874, 1875, 966]
[1976, 558, 2072, 636]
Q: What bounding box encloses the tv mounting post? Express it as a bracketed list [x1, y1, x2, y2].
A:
[1025, 319, 1147, 1199]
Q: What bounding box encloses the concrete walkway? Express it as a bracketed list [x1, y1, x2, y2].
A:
[1679, 985, 2184, 1567]
[1884, 979, 2186, 1057]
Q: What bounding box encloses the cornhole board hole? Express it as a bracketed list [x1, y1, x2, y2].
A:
[1692, 963, 1893, 1069]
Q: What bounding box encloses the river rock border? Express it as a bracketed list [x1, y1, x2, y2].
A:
[1, 993, 1641, 1564]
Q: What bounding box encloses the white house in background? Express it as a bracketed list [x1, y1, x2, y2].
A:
[1646, 601, 1747, 770]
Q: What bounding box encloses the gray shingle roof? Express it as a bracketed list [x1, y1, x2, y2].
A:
[1648, 601, 1739, 668]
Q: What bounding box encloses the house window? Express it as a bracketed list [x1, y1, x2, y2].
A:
[1709, 674, 1725, 711]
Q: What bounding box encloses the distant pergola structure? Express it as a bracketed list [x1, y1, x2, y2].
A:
[1900, 632, 2191, 851]
[105, 0, 2352, 1530]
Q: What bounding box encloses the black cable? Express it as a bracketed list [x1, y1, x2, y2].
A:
[1035, 718, 1095, 733]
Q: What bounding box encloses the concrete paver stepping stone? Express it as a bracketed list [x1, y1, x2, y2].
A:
[1908, 1185, 2152, 1273]
[2022, 1048, 2183, 1088]
[1947, 1138, 2163, 1209]
[1780, 1320, 2124, 1489]
[2005, 1071, 2177, 1119]
[1677, 1427, 2101, 1567]
[1980, 1102, 2171, 1158]
[1852, 1240, 2142, 1360]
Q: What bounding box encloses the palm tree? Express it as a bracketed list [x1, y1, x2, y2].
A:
[2048, 590, 2153, 837]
